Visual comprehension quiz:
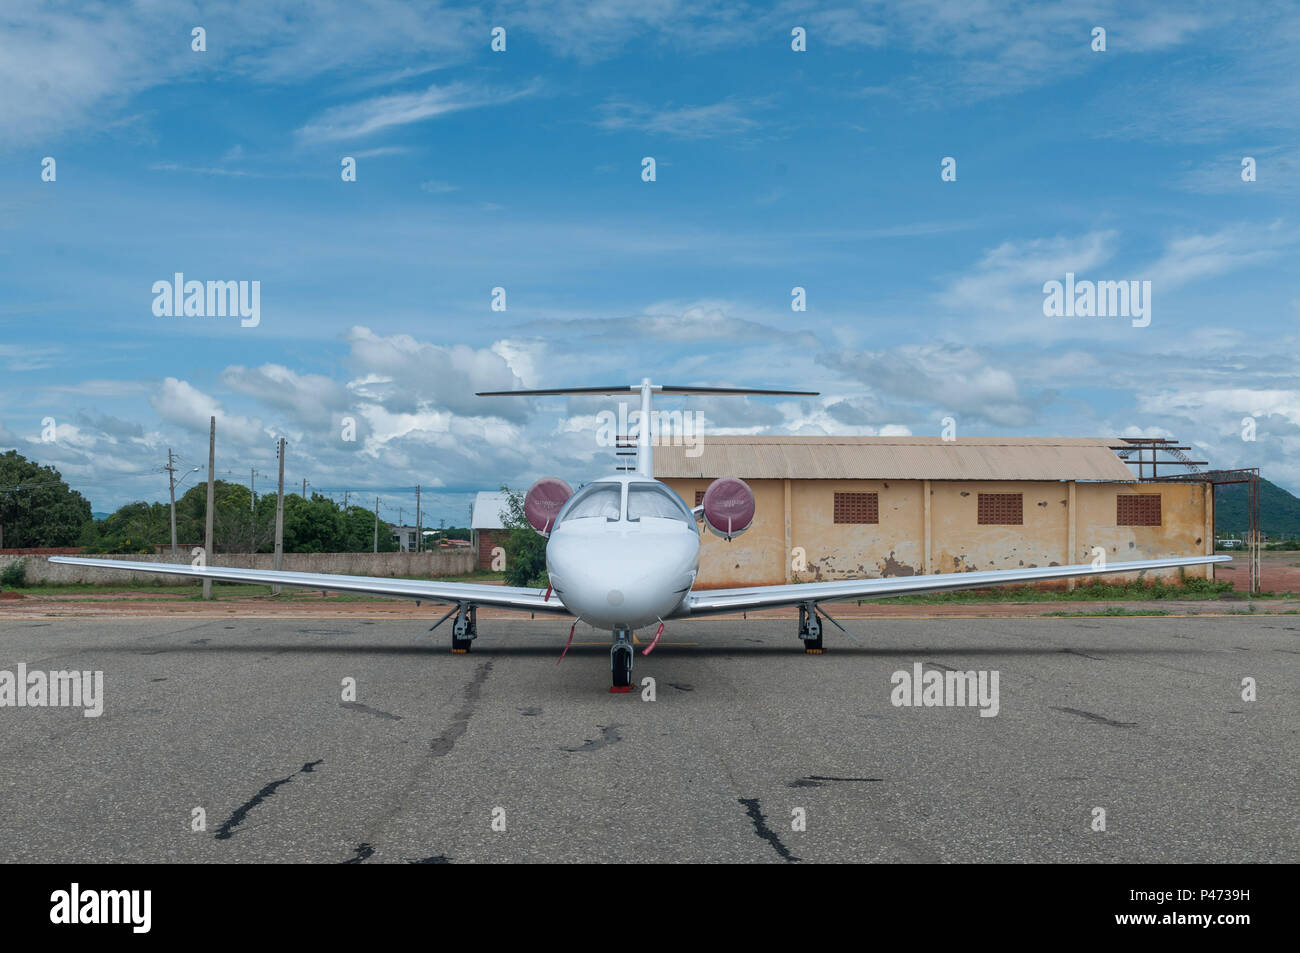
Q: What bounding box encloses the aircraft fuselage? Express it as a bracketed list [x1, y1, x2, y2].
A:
[544, 474, 699, 630]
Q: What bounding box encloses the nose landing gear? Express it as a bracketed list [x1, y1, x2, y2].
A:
[610, 626, 634, 692]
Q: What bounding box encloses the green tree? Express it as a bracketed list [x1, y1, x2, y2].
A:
[77, 482, 399, 555]
[0, 451, 93, 548]
[82, 501, 170, 554]
[500, 486, 548, 587]
[282, 493, 345, 552]
[338, 502, 398, 553]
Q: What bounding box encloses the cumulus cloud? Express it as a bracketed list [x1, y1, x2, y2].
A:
[345, 326, 525, 419]
[150, 377, 265, 446]
[221, 364, 350, 428]
[822, 345, 1042, 428]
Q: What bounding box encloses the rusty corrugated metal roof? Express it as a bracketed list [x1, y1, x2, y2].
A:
[654, 436, 1137, 481]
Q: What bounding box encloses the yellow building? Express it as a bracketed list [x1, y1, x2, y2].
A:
[655, 436, 1214, 589]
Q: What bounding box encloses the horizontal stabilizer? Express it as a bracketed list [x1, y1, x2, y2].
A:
[476, 384, 818, 397]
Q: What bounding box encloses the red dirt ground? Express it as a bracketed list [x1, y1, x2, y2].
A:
[4, 553, 1295, 619]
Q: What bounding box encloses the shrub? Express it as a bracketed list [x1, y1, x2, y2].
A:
[0, 558, 28, 588]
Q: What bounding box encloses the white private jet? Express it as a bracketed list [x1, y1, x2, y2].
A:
[52, 379, 1230, 692]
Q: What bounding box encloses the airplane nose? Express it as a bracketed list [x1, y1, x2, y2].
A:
[547, 531, 694, 629]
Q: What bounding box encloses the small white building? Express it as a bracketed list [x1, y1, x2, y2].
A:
[390, 525, 423, 552]
[470, 491, 511, 570]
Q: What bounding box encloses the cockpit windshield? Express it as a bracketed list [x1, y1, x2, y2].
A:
[626, 484, 693, 523]
[557, 483, 621, 522]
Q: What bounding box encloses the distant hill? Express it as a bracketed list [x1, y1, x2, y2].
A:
[1214, 478, 1300, 539]
[92, 512, 110, 521]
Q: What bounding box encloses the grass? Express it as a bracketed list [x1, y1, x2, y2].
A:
[875, 576, 1242, 604]
[15, 571, 511, 601]
[1042, 607, 1171, 617]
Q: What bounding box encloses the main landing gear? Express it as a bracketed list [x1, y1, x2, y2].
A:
[610, 626, 634, 692]
[798, 602, 823, 654]
[451, 603, 477, 653]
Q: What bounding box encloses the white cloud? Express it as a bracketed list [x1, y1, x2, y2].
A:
[220, 364, 350, 427]
[345, 326, 526, 419]
[938, 231, 1117, 315]
[596, 98, 763, 139]
[1145, 223, 1295, 289]
[295, 81, 539, 142]
[0, 0, 480, 144]
[822, 344, 1042, 428]
[150, 377, 265, 445]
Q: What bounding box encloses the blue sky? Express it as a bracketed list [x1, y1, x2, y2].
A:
[1, 0, 1297, 525]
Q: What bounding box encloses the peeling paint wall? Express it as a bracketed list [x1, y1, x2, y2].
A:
[1075, 483, 1211, 583]
[664, 477, 1210, 589]
[930, 480, 1065, 575]
[790, 479, 924, 583]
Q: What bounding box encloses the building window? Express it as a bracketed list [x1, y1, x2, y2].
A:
[834, 492, 879, 524]
[978, 493, 1022, 525]
[694, 490, 705, 507]
[1117, 495, 1161, 526]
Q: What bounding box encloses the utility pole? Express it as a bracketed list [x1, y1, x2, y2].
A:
[415, 485, 421, 553]
[165, 448, 178, 557]
[344, 490, 349, 514]
[203, 417, 215, 601]
[250, 468, 257, 510]
[273, 438, 285, 595]
[373, 496, 379, 553]
[302, 478, 307, 499]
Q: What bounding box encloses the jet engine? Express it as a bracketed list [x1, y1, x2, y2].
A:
[701, 476, 755, 541]
[524, 477, 573, 536]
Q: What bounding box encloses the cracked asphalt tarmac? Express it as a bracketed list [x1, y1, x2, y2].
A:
[0, 615, 1295, 863]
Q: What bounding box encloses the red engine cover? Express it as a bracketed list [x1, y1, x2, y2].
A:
[524, 477, 573, 535]
[702, 477, 755, 539]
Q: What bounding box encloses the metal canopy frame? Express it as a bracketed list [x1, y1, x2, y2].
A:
[1110, 440, 1260, 593]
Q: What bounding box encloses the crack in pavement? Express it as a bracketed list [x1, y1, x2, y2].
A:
[340, 842, 374, 864]
[1051, 706, 1137, 728]
[789, 776, 882, 787]
[738, 798, 801, 863]
[559, 724, 622, 753]
[342, 661, 495, 857]
[431, 660, 493, 757]
[214, 759, 324, 841]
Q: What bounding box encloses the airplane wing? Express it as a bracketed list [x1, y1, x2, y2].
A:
[676, 555, 1232, 617]
[46, 557, 570, 615]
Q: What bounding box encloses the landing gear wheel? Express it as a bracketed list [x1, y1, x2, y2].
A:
[610, 643, 633, 691]
[450, 603, 476, 654]
[799, 602, 824, 654]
